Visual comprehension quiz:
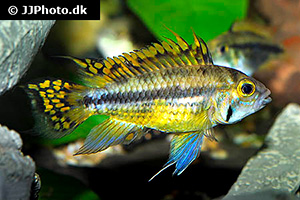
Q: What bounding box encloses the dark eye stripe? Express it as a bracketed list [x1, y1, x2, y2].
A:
[226, 105, 233, 122]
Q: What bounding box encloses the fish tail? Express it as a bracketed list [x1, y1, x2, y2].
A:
[25, 79, 94, 138]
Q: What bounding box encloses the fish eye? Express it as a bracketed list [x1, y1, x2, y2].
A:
[242, 83, 253, 94]
[237, 79, 255, 97]
[220, 45, 228, 54]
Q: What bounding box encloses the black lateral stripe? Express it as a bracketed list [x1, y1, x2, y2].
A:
[84, 86, 207, 106]
[230, 43, 283, 53]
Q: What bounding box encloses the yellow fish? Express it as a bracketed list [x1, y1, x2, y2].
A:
[25, 29, 271, 180]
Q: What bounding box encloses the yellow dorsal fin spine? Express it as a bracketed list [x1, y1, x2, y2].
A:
[166, 38, 193, 66]
[66, 29, 213, 88]
[164, 26, 189, 51]
[134, 50, 157, 71]
[191, 32, 213, 65]
[165, 38, 188, 66]
[141, 48, 161, 70]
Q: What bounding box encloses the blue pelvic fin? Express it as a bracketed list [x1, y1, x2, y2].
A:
[149, 131, 205, 181]
[204, 128, 217, 142]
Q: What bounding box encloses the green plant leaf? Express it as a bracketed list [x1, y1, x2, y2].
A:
[127, 0, 248, 42]
[38, 168, 100, 200]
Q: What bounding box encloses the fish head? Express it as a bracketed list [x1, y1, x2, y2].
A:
[208, 34, 254, 76]
[208, 34, 232, 65]
[208, 29, 284, 77]
[217, 74, 271, 124]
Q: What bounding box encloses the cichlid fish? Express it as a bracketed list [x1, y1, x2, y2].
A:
[208, 21, 284, 76]
[25, 29, 271, 180]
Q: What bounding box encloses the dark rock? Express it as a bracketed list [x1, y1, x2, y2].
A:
[223, 189, 299, 200]
[223, 103, 300, 199]
[0, 125, 36, 200]
[0, 20, 55, 95]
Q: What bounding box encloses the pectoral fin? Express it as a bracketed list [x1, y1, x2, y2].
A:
[204, 128, 218, 142]
[149, 132, 205, 181]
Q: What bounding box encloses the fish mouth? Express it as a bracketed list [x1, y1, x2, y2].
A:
[259, 89, 272, 108]
[262, 96, 272, 105]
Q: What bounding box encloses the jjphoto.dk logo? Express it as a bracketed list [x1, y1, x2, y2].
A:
[8, 5, 87, 15]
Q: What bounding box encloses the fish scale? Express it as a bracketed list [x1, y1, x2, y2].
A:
[25, 29, 271, 179]
[80, 65, 235, 133]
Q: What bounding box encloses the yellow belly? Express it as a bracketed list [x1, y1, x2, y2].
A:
[110, 99, 212, 133]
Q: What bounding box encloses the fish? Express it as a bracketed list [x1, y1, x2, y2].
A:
[208, 21, 284, 76]
[25, 29, 271, 180]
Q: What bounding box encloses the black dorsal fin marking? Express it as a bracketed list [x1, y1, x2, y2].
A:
[65, 29, 214, 88]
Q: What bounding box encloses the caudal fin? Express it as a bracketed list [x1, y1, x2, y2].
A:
[25, 79, 94, 138]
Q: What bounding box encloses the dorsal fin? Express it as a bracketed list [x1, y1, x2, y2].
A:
[229, 20, 273, 39]
[66, 29, 213, 88]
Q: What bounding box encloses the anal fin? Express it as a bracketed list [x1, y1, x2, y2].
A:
[75, 118, 144, 155]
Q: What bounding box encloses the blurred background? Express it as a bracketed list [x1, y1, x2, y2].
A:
[1, 0, 300, 199]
